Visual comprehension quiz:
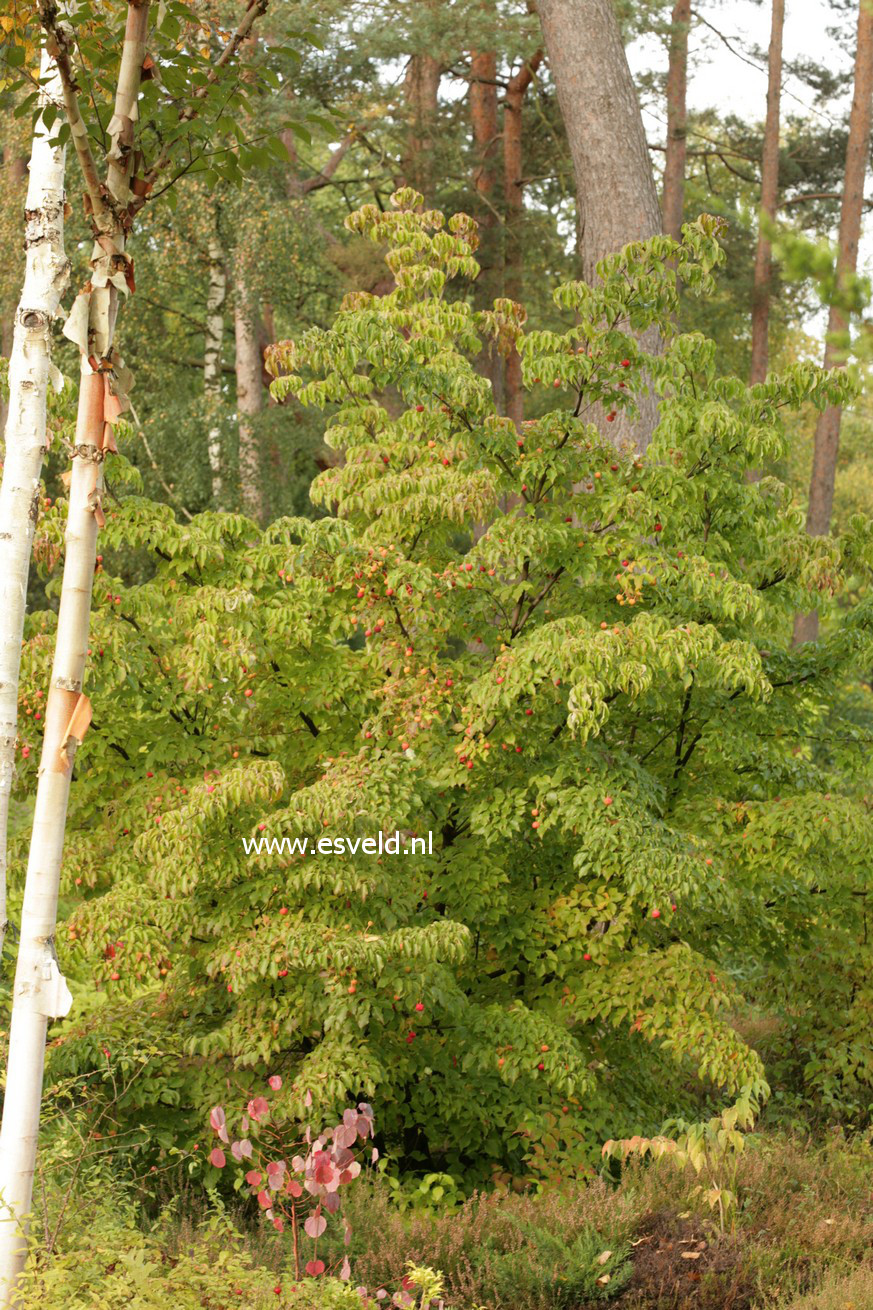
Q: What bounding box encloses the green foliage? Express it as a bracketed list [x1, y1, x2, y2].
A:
[11, 191, 873, 1189]
[476, 1225, 632, 1305]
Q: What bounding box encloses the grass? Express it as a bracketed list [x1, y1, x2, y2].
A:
[20, 1129, 873, 1308]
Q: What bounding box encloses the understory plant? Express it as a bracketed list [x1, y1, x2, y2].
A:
[12, 189, 873, 1184]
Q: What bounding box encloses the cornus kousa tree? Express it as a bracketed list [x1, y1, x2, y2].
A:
[18, 192, 873, 1189]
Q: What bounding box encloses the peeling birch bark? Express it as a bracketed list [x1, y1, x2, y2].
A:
[205, 225, 227, 504]
[0, 49, 69, 962]
[0, 5, 149, 1298]
[234, 268, 264, 523]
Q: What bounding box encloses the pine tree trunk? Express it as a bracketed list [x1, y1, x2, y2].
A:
[662, 0, 691, 241]
[234, 270, 264, 523]
[0, 52, 69, 961]
[403, 53, 441, 197]
[205, 224, 226, 505]
[471, 47, 504, 411]
[0, 5, 149, 1296]
[749, 0, 785, 386]
[504, 53, 542, 431]
[537, 0, 662, 450]
[794, 0, 873, 644]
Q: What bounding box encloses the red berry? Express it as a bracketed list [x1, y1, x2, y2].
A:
[621, 359, 630, 368]
[651, 908, 661, 919]
[414, 1002, 425, 1012]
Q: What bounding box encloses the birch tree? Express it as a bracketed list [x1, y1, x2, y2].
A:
[0, 46, 69, 960]
[205, 218, 227, 505]
[0, 1, 299, 1295]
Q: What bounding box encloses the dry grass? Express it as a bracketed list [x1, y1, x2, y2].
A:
[335, 1132, 873, 1309]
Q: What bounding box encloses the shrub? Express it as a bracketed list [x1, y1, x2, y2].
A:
[19, 190, 873, 1183]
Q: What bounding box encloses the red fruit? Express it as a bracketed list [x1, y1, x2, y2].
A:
[258, 823, 266, 832]
[553, 379, 561, 388]
[621, 358, 630, 368]
[278, 969, 288, 978]
[415, 1002, 425, 1012]
[606, 412, 616, 422]
[537, 1062, 545, 1071]
[532, 821, 539, 829]
[356, 588, 365, 599]
[415, 405, 424, 412]
[146, 771, 154, 778]
[524, 708, 532, 716]
[515, 746, 522, 753]
[654, 523, 662, 532]
[279, 907, 288, 916]
[244, 688, 253, 698]
[227, 983, 233, 993]
[603, 796, 613, 806]
[406, 1031, 416, 1044]
[651, 908, 661, 919]
[583, 953, 592, 961]
[110, 971, 120, 982]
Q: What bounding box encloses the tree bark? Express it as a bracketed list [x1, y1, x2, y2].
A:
[471, 47, 504, 410]
[537, 0, 663, 450]
[204, 223, 227, 505]
[504, 52, 543, 431]
[662, 0, 691, 242]
[0, 5, 149, 1297]
[794, 0, 873, 645]
[234, 269, 264, 523]
[0, 153, 30, 437]
[0, 51, 69, 963]
[402, 53, 441, 197]
[749, 0, 785, 386]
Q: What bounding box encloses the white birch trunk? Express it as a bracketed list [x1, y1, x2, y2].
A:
[0, 51, 69, 958]
[0, 6, 149, 1298]
[205, 228, 226, 504]
[0, 364, 102, 1302]
[234, 268, 263, 522]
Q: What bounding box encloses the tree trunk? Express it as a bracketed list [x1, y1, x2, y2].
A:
[537, 0, 663, 450]
[794, 0, 873, 644]
[0, 52, 69, 962]
[749, 0, 785, 386]
[402, 53, 441, 197]
[0, 5, 149, 1297]
[0, 153, 30, 437]
[205, 224, 226, 505]
[471, 47, 504, 410]
[234, 270, 264, 523]
[504, 53, 543, 431]
[662, 0, 691, 242]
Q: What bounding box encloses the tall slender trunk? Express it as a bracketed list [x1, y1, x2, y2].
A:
[662, 0, 691, 241]
[204, 224, 226, 505]
[0, 153, 30, 436]
[234, 269, 264, 523]
[470, 47, 504, 410]
[794, 0, 873, 645]
[0, 52, 69, 961]
[504, 52, 543, 431]
[0, 6, 149, 1297]
[402, 53, 441, 196]
[537, 0, 662, 450]
[749, 0, 785, 386]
